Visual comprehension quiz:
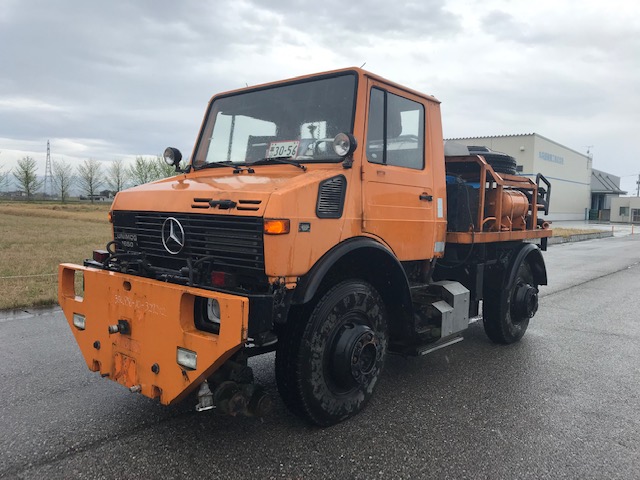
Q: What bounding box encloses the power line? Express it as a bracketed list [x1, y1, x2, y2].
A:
[43, 140, 53, 197]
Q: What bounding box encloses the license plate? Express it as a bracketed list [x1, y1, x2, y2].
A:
[267, 140, 299, 158]
[113, 353, 138, 388]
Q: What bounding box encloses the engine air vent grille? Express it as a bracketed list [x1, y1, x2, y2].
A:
[316, 175, 347, 219]
[237, 199, 262, 211]
[191, 198, 263, 211]
[192, 198, 212, 209]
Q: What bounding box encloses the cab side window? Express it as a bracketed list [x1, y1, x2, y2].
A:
[366, 88, 425, 169]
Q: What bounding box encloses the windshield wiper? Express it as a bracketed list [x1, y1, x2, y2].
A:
[198, 161, 254, 173]
[250, 157, 307, 171]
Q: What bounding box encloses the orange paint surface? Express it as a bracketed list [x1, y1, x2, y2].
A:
[59, 264, 248, 405]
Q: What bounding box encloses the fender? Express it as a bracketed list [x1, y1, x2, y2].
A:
[292, 236, 411, 306]
[291, 237, 414, 341]
[505, 243, 547, 290]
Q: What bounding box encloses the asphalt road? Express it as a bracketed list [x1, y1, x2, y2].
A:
[1, 235, 639, 479]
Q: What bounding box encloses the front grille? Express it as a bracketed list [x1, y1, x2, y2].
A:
[112, 211, 265, 276]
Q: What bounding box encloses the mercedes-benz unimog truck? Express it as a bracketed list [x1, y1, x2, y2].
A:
[59, 68, 552, 426]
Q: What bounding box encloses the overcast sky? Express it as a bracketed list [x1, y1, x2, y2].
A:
[1, 0, 639, 194]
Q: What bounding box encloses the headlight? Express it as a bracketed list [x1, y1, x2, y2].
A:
[333, 132, 357, 157]
[177, 347, 197, 370]
[163, 147, 183, 166]
[73, 313, 86, 330]
[206, 299, 221, 324]
[194, 297, 222, 334]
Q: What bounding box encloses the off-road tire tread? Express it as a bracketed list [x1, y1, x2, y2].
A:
[275, 280, 387, 426]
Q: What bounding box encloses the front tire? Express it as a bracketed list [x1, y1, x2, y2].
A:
[275, 280, 388, 426]
[483, 261, 538, 344]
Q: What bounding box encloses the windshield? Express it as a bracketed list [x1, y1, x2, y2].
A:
[193, 73, 357, 168]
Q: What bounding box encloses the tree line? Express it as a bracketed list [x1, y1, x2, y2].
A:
[0, 156, 179, 203]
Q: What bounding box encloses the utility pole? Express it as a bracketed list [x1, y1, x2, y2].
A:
[44, 140, 53, 197]
[636, 173, 640, 197]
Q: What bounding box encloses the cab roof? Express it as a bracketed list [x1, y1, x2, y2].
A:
[210, 67, 441, 105]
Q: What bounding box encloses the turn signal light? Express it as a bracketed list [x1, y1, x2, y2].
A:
[108, 211, 113, 223]
[264, 219, 290, 235]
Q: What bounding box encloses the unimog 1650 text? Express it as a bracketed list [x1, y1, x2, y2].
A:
[59, 68, 552, 426]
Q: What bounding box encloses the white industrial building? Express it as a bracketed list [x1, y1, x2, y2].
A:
[610, 197, 640, 223]
[448, 133, 592, 221]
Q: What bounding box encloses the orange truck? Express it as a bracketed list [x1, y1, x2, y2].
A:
[58, 68, 552, 426]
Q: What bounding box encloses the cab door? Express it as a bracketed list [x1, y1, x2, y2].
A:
[361, 81, 437, 260]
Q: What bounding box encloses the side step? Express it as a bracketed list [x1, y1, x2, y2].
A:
[415, 336, 463, 356]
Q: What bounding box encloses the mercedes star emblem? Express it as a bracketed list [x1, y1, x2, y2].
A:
[161, 217, 185, 255]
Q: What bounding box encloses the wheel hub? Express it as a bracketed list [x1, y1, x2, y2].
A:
[331, 323, 382, 388]
[514, 283, 538, 318]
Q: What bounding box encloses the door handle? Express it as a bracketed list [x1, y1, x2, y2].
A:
[419, 193, 433, 201]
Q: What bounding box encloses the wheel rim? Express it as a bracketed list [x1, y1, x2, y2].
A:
[507, 261, 538, 324]
[330, 321, 383, 390]
[513, 283, 538, 319]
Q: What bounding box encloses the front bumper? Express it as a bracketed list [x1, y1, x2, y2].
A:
[58, 263, 249, 405]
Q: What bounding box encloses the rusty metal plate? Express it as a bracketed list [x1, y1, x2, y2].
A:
[113, 352, 137, 388]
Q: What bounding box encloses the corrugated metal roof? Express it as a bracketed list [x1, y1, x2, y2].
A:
[446, 133, 534, 140]
[444, 133, 590, 159]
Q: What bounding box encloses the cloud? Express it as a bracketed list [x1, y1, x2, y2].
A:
[0, 0, 639, 195]
[249, 0, 462, 37]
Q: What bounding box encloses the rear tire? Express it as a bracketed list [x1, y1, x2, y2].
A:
[275, 280, 388, 426]
[483, 261, 538, 344]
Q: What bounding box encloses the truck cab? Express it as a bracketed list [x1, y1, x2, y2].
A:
[59, 68, 551, 426]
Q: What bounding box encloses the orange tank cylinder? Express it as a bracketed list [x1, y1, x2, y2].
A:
[485, 189, 529, 231]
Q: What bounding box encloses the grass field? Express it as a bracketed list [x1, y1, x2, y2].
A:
[551, 227, 601, 238]
[0, 202, 112, 310]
